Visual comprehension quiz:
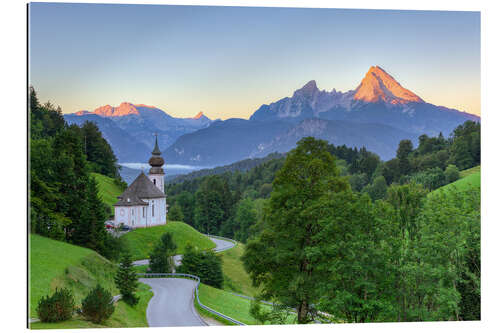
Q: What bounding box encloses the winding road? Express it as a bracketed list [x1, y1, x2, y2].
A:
[137, 236, 235, 327]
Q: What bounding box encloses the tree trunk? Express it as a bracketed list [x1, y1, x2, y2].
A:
[297, 300, 309, 324]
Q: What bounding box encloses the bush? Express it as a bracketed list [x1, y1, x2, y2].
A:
[149, 232, 177, 273]
[445, 164, 460, 184]
[404, 167, 446, 191]
[37, 288, 75, 322]
[177, 244, 224, 288]
[80, 284, 114, 324]
[167, 203, 184, 221]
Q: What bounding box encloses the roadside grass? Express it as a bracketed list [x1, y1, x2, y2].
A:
[133, 264, 150, 273]
[431, 170, 480, 196]
[121, 222, 216, 260]
[29, 234, 118, 317]
[91, 172, 124, 212]
[459, 165, 480, 178]
[194, 301, 235, 326]
[30, 283, 153, 329]
[197, 283, 295, 325]
[218, 242, 261, 296]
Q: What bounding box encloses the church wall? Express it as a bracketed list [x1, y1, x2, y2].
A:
[114, 205, 148, 228]
[143, 198, 166, 226]
[114, 199, 167, 229]
[148, 174, 165, 193]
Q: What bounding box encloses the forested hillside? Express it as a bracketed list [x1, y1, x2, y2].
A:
[241, 137, 480, 323]
[29, 87, 124, 260]
[166, 120, 480, 244]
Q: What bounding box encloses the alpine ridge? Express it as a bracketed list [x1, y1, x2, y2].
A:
[353, 66, 423, 104]
[65, 103, 213, 162]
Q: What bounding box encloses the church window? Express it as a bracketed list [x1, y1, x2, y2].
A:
[153, 179, 156, 185]
[152, 201, 155, 217]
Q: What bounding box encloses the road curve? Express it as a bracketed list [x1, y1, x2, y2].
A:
[136, 235, 236, 327]
[139, 278, 206, 327]
[132, 235, 235, 267]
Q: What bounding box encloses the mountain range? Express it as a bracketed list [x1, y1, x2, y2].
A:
[65, 102, 212, 161]
[65, 66, 480, 166]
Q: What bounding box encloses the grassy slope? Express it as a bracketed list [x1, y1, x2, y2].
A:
[91, 172, 124, 211]
[459, 165, 481, 178]
[198, 284, 295, 325]
[121, 222, 216, 260]
[29, 234, 119, 317]
[432, 170, 480, 196]
[218, 242, 260, 297]
[198, 283, 260, 325]
[31, 283, 153, 329]
[30, 234, 153, 328]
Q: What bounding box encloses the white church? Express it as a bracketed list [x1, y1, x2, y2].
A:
[114, 136, 167, 228]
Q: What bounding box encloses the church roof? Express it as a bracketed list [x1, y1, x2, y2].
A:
[114, 172, 165, 207]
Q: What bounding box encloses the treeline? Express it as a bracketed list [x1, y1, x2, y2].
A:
[30, 87, 125, 260]
[242, 138, 480, 323]
[352, 121, 480, 199]
[166, 143, 377, 242]
[168, 152, 285, 184]
[165, 121, 479, 244]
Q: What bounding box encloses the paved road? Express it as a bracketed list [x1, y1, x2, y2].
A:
[136, 236, 236, 327]
[132, 235, 235, 267]
[139, 278, 206, 327]
[210, 236, 236, 253]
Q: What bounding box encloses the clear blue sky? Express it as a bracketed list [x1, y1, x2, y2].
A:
[29, 3, 480, 118]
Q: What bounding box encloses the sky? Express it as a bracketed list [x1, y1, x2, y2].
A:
[29, 3, 480, 119]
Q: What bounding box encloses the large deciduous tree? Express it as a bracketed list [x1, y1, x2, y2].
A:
[242, 137, 349, 323]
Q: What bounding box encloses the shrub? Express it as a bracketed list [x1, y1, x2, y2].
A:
[149, 232, 177, 273]
[37, 288, 75, 322]
[80, 284, 114, 324]
[177, 244, 224, 288]
[167, 203, 184, 221]
[445, 164, 460, 184]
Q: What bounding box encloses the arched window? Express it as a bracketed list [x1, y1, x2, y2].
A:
[152, 200, 155, 217]
[153, 179, 156, 185]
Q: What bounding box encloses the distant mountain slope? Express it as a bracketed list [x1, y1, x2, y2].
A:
[250, 118, 418, 161]
[163, 119, 293, 166]
[65, 103, 212, 162]
[250, 66, 479, 137]
[168, 152, 285, 184]
[64, 113, 150, 161]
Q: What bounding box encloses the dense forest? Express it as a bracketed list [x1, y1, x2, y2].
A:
[165, 120, 480, 243]
[165, 122, 480, 322]
[242, 137, 480, 323]
[29, 87, 126, 260]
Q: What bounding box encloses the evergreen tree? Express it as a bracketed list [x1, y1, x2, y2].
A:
[115, 250, 140, 306]
[167, 203, 184, 221]
[80, 284, 114, 324]
[397, 139, 413, 176]
[177, 244, 224, 288]
[149, 232, 177, 273]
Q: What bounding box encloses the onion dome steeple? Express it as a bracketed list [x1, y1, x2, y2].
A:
[148, 133, 165, 174]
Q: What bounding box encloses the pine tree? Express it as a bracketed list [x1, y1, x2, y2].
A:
[149, 232, 177, 273]
[115, 251, 140, 306]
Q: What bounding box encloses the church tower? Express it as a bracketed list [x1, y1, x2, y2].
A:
[148, 134, 165, 193]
